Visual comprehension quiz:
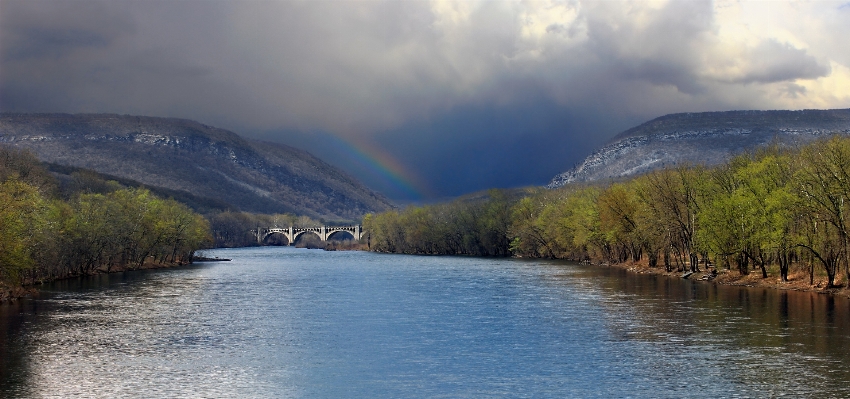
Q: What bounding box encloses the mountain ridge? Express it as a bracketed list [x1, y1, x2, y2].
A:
[549, 109, 850, 188]
[608, 109, 850, 143]
[0, 113, 393, 220]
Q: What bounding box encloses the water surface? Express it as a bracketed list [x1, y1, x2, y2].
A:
[2, 247, 850, 397]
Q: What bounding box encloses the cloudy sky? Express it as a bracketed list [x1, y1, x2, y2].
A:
[2, 0, 849, 201]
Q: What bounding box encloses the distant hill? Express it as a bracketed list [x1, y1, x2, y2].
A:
[0, 113, 393, 220]
[548, 109, 850, 188]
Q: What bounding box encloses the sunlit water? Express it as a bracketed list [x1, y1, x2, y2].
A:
[2, 247, 850, 398]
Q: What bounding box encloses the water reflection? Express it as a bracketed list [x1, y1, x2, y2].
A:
[559, 265, 850, 396]
[1, 249, 850, 398]
[0, 300, 32, 395]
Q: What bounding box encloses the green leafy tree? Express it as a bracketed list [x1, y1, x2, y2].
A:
[0, 180, 49, 284]
[510, 196, 556, 258]
[734, 151, 796, 279]
[639, 167, 704, 272]
[795, 137, 850, 287]
[599, 182, 644, 263]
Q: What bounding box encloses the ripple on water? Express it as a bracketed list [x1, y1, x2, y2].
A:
[2, 247, 850, 398]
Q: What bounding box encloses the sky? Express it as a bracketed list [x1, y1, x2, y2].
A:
[2, 0, 850, 201]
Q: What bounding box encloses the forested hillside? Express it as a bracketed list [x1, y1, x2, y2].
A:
[0, 113, 393, 221]
[0, 146, 209, 299]
[366, 136, 850, 289]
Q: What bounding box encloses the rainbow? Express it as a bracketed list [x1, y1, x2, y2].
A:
[324, 134, 432, 200]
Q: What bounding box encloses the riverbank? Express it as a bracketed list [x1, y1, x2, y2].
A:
[608, 259, 850, 299]
[0, 283, 38, 303]
[8, 246, 847, 303]
[0, 260, 195, 303]
[357, 245, 850, 298]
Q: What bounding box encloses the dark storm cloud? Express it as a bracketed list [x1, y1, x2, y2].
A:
[286, 90, 636, 200]
[1, 0, 133, 61]
[373, 97, 625, 198]
[0, 0, 224, 115]
[1, 0, 847, 200]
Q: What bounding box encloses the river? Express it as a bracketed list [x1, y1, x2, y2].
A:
[2, 247, 850, 398]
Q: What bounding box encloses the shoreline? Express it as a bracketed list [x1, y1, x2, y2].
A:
[599, 259, 850, 299]
[6, 247, 850, 303]
[321, 246, 850, 298]
[353, 247, 850, 298]
[0, 260, 194, 304]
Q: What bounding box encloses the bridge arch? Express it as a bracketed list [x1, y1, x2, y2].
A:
[327, 230, 355, 241]
[262, 231, 290, 246]
[292, 230, 321, 242]
[292, 231, 323, 248]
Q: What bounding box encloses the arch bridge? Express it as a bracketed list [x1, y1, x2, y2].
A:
[255, 225, 362, 245]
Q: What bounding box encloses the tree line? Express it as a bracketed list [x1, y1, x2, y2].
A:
[0, 146, 210, 287]
[364, 136, 850, 288]
[207, 211, 326, 247]
[0, 143, 363, 295]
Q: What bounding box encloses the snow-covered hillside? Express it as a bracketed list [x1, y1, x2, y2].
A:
[548, 109, 850, 188]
